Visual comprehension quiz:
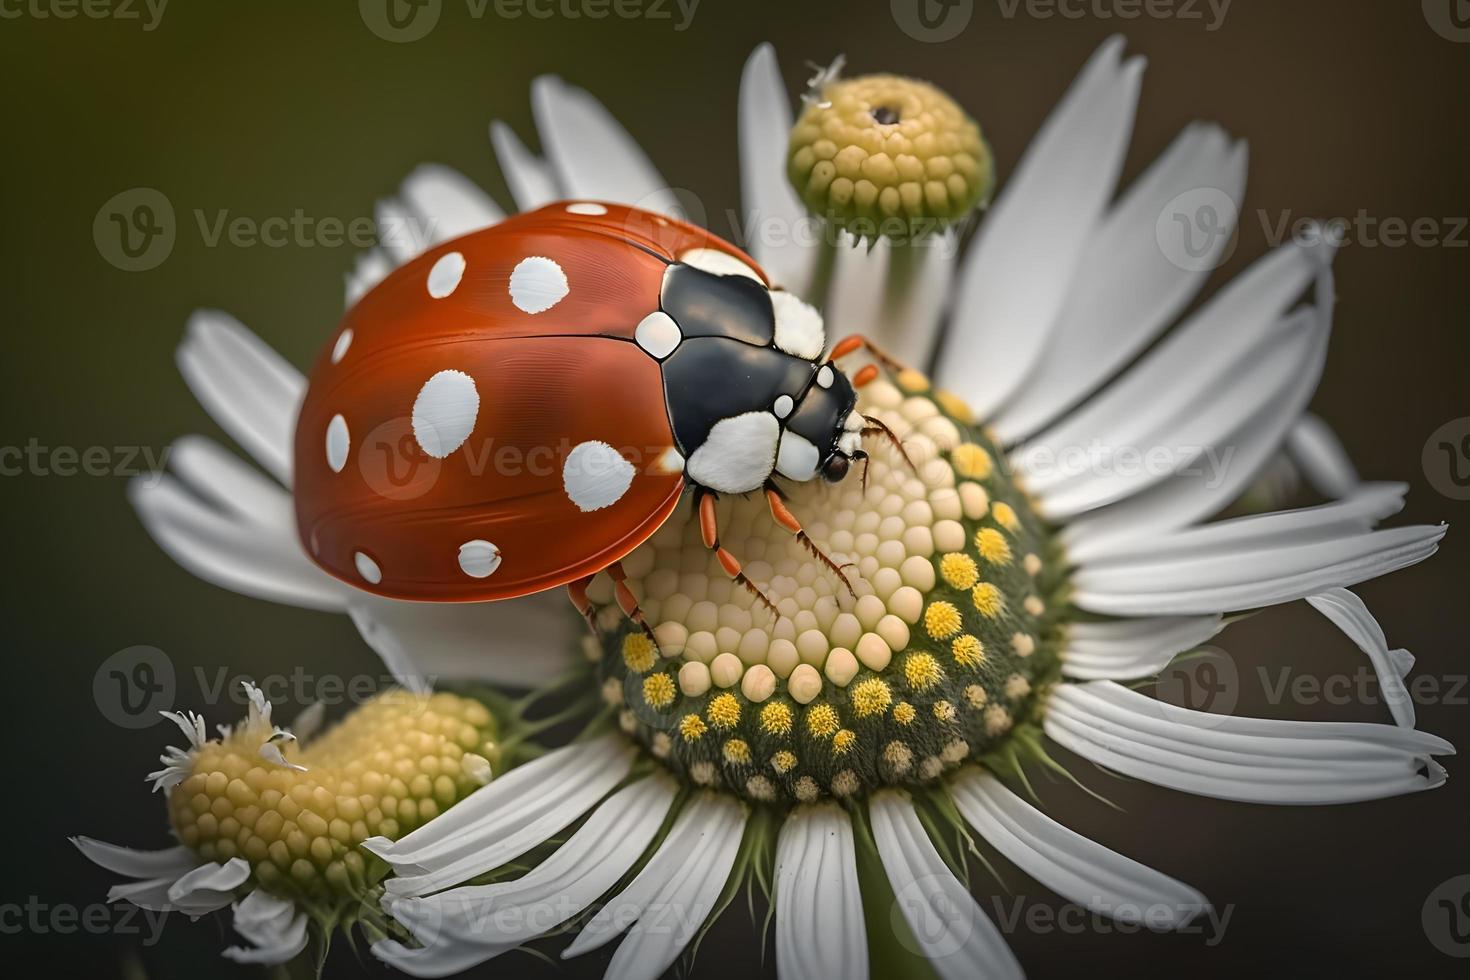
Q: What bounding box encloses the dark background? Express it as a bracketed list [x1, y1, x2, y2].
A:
[2, 0, 1467, 976]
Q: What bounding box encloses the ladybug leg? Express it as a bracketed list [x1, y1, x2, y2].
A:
[567, 575, 598, 633]
[859, 415, 918, 474]
[828, 333, 908, 375]
[606, 561, 662, 654]
[764, 482, 857, 599]
[696, 487, 780, 618]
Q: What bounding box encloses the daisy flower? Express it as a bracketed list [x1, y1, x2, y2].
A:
[74, 682, 501, 966]
[115, 35, 1449, 978]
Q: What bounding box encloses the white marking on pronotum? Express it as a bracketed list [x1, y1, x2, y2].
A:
[509, 256, 569, 314]
[563, 440, 636, 512]
[427, 251, 466, 299]
[817, 365, 835, 389]
[457, 540, 502, 578]
[355, 552, 382, 585]
[686, 412, 780, 494]
[773, 395, 794, 419]
[331, 329, 354, 364]
[412, 369, 480, 459]
[654, 446, 685, 475]
[635, 311, 682, 359]
[325, 414, 350, 473]
[566, 202, 608, 215]
[775, 430, 819, 481]
[770, 290, 825, 360]
[677, 248, 763, 282]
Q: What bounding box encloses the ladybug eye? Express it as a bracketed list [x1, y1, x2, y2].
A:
[821, 455, 850, 483]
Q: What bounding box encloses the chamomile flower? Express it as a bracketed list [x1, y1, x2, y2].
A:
[74, 683, 500, 966]
[116, 34, 1450, 980]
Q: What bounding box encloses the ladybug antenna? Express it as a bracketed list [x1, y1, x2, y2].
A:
[860, 415, 916, 473]
[854, 449, 871, 492]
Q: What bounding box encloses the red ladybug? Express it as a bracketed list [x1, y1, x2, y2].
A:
[293, 202, 895, 632]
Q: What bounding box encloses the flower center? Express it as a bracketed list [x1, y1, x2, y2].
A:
[788, 72, 993, 243]
[590, 374, 1065, 803]
[167, 692, 499, 901]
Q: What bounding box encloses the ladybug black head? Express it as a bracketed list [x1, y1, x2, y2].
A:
[783, 361, 861, 482]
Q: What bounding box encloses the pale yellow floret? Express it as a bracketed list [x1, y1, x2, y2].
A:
[807, 702, 840, 738]
[833, 729, 857, 755]
[851, 677, 893, 718]
[771, 750, 798, 774]
[723, 739, 752, 764]
[622, 633, 657, 673]
[707, 693, 741, 729]
[951, 443, 994, 480]
[760, 701, 794, 736]
[923, 601, 963, 640]
[993, 502, 1021, 531]
[972, 582, 1005, 619]
[905, 653, 945, 691]
[893, 701, 917, 725]
[939, 552, 979, 590]
[678, 714, 707, 741]
[951, 634, 985, 669]
[975, 527, 1013, 566]
[642, 673, 676, 710]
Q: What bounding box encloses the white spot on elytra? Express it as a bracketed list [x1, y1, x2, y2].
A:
[412, 370, 480, 459]
[566, 202, 608, 215]
[325, 414, 350, 473]
[509, 256, 569, 314]
[773, 395, 794, 419]
[427, 251, 466, 299]
[655, 446, 685, 475]
[635, 311, 681, 359]
[817, 365, 835, 389]
[354, 552, 382, 585]
[686, 412, 780, 494]
[770, 290, 825, 361]
[331, 329, 354, 364]
[563, 440, 635, 512]
[458, 540, 502, 578]
[677, 248, 763, 283]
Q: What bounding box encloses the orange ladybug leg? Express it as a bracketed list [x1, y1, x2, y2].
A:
[827, 334, 909, 374]
[696, 488, 780, 618]
[567, 575, 598, 633]
[764, 483, 856, 599]
[605, 561, 662, 654]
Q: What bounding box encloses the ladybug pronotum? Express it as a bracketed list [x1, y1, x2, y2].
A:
[294, 201, 902, 635]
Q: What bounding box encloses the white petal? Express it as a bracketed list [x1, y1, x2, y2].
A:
[869, 792, 1022, 980]
[489, 120, 561, 212]
[1045, 681, 1453, 804]
[738, 44, 816, 297]
[129, 474, 348, 612]
[1307, 589, 1416, 728]
[1071, 522, 1447, 616]
[828, 234, 958, 370]
[224, 889, 310, 965]
[1061, 615, 1224, 680]
[531, 76, 676, 213]
[561, 792, 744, 962]
[376, 195, 433, 264]
[1287, 413, 1362, 498]
[936, 37, 1143, 419]
[951, 771, 1207, 926]
[380, 776, 676, 975]
[992, 123, 1248, 441]
[176, 310, 303, 486]
[166, 858, 251, 917]
[775, 804, 867, 980]
[346, 248, 394, 306]
[167, 435, 297, 532]
[346, 589, 577, 691]
[1070, 482, 1407, 568]
[71, 838, 196, 879]
[369, 737, 636, 897]
[398, 163, 503, 242]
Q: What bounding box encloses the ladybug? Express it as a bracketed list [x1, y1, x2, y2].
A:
[293, 202, 903, 633]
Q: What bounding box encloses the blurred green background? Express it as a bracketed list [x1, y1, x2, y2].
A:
[2, 0, 1468, 976]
